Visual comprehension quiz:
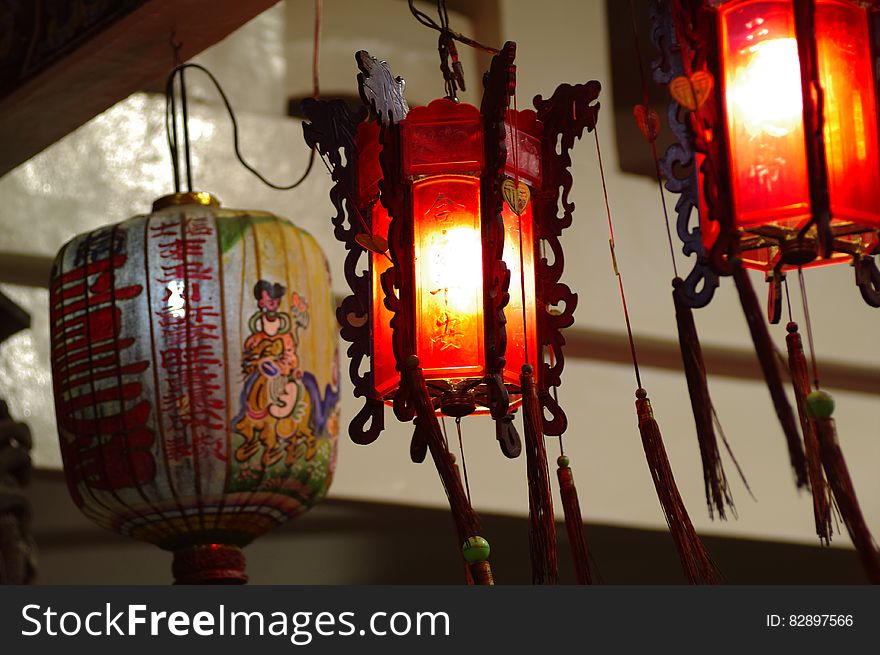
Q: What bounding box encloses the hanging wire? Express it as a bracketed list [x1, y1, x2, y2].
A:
[407, 0, 500, 54]
[163, 0, 323, 192]
[784, 276, 794, 324]
[455, 417, 472, 505]
[797, 267, 821, 389]
[594, 128, 643, 389]
[164, 63, 316, 191]
[180, 65, 194, 192]
[626, 0, 679, 278]
[407, 0, 500, 99]
[545, 346, 565, 456]
[166, 85, 181, 192]
[313, 0, 323, 100]
[166, 33, 184, 193]
[438, 0, 450, 34]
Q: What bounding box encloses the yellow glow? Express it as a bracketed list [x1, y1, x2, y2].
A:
[424, 226, 483, 316]
[728, 38, 803, 138]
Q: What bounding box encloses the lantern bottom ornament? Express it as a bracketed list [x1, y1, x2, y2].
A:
[50, 191, 341, 584]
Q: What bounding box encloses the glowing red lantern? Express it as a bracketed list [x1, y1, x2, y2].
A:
[653, 0, 880, 582]
[659, 0, 880, 310]
[305, 45, 598, 443]
[358, 98, 540, 416]
[304, 43, 600, 584]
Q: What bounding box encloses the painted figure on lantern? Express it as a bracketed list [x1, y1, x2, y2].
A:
[234, 280, 314, 468]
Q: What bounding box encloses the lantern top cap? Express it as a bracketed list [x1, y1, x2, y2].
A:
[152, 191, 221, 212]
[405, 97, 481, 123]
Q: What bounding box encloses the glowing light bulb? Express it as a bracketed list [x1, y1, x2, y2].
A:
[728, 37, 803, 138]
[413, 176, 485, 375]
[425, 225, 483, 316]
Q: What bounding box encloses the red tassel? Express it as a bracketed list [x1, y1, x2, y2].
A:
[404, 357, 494, 585]
[672, 279, 735, 519]
[636, 388, 722, 584]
[556, 455, 591, 584]
[732, 262, 808, 488]
[520, 365, 559, 585]
[813, 414, 880, 583]
[785, 322, 833, 545]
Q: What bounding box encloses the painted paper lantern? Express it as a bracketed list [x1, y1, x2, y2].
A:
[661, 0, 880, 305]
[49, 191, 340, 583]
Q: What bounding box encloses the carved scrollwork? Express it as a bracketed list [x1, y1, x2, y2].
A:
[532, 81, 600, 436]
[410, 416, 429, 464]
[301, 98, 385, 445]
[855, 255, 880, 308]
[495, 412, 522, 459]
[356, 51, 409, 125]
[480, 41, 516, 422]
[649, 0, 719, 308]
[362, 52, 418, 425]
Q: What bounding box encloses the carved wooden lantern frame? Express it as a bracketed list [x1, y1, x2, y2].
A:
[651, 0, 880, 317]
[303, 43, 599, 458]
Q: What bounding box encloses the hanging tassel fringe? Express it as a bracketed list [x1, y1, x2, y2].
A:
[732, 262, 808, 488]
[672, 278, 735, 520]
[404, 356, 494, 585]
[636, 388, 722, 584]
[520, 365, 559, 585]
[556, 455, 591, 584]
[812, 413, 880, 583]
[785, 322, 833, 544]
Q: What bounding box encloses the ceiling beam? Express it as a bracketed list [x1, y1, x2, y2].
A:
[0, 0, 279, 178]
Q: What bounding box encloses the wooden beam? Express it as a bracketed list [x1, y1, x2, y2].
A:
[0, 253, 52, 288]
[0, 0, 279, 177]
[1, 251, 877, 395]
[564, 325, 880, 396]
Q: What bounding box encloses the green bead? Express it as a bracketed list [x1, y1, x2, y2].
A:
[806, 389, 835, 419]
[557, 455, 570, 468]
[462, 536, 490, 563]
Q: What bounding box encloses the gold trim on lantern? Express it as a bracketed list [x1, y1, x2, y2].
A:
[152, 191, 221, 211]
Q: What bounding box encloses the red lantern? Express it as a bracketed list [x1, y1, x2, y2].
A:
[664, 0, 880, 303]
[306, 45, 598, 441]
[304, 43, 600, 584]
[357, 98, 540, 414]
[655, 0, 880, 582]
